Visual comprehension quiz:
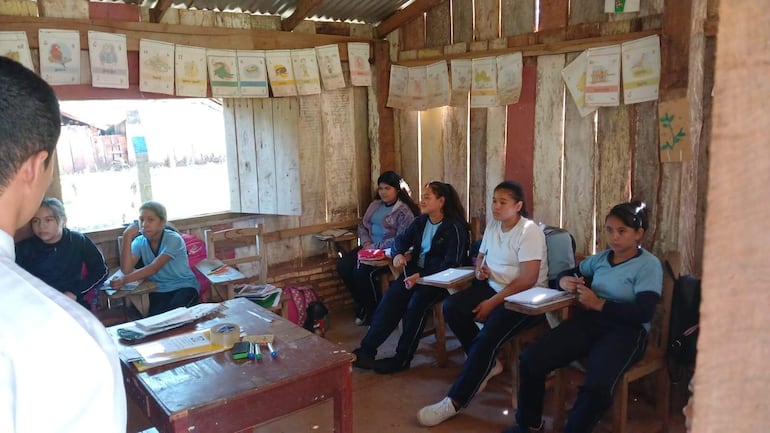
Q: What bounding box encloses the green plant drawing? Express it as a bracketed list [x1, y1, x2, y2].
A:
[659, 112, 686, 151]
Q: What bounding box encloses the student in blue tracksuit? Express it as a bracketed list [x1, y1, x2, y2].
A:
[505, 201, 663, 433]
[352, 181, 470, 374]
[16, 198, 108, 310]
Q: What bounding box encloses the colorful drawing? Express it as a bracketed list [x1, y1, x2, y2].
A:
[244, 64, 260, 76]
[48, 43, 72, 68]
[474, 70, 491, 83]
[274, 64, 288, 78]
[183, 61, 198, 78]
[145, 54, 170, 73]
[659, 113, 686, 151]
[4, 50, 20, 62]
[590, 67, 609, 83]
[99, 43, 118, 65]
[212, 61, 234, 79]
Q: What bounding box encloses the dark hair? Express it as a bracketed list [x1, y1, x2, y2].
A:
[425, 181, 469, 229]
[607, 200, 649, 231]
[39, 197, 67, 221]
[376, 171, 420, 216]
[0, 58, 61, 192]
[494, 180, 529, 218]
[139, 200, 167, 221]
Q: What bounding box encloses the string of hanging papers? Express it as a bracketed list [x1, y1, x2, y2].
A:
[0, 30, 372, 97]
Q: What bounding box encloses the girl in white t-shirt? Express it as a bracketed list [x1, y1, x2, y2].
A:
[418, 180, 548, 427]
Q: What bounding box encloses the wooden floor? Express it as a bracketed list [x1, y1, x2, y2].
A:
[115, 305, 688, 433]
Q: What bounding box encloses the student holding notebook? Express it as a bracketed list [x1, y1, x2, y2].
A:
[351, 181, 469, 374]
[418, 180, 548, 427]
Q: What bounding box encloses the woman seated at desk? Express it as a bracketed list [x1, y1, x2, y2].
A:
[418, 180, 548, 426]
[337, 171, 420, 326]
[110, 201, 199, 316]
[352, 181, 469, 375]
[16, 198, 108, 310]
[505, 201, 662, 433]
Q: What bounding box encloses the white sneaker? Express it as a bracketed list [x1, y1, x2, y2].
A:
[417, 397, 459, 427]
[478, 359, 503, 393]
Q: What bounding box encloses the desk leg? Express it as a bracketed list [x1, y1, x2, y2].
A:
[129, 294, 151, 317]
[333, 365, 353, 433]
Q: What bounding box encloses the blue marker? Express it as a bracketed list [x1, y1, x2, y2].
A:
[267, 342, 278, 359]
[248, 342, 255, 360]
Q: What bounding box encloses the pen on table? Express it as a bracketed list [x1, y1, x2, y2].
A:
[207, 264, 225, 275]
[254, 342, 263, 361]
[248, 342, 255, 360]
[267, 342, 278, 359]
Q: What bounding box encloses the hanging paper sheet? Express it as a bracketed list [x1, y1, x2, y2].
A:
[471, 57, 498, 108]
[658, 97, 692, 162]
[266, 50, 297, 97]
[561, 51, 597, 118]
[88, 31, 128, 89]
[347, 42, 371, 86]
[0, 31, 34, 71]
[207, 49, 239, 97]
[605, 0, 640, 13]
[236, 50, 268, 98]
[387, 64, 408, 110]
[39, 29, 80, 85]
[291, 48, 321, 95]
[497, 52, 523, 105]
[585, 45, 621, 107]
[426, 61, 450, 109]
[175, 45, 208, 97]
[140, 39, 174, 95]
[450, 59, 471, 106]
[315, 44, 345, 90]
[408, 65, 428, 111]
[621, 35, 661, 104]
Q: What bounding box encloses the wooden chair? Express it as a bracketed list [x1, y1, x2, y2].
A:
[204, 226, 267, 302]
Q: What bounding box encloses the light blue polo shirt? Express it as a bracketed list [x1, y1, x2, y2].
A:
[131, 229, 199, 293]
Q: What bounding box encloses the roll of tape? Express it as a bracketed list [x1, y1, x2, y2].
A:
[210, 323, 240, 348]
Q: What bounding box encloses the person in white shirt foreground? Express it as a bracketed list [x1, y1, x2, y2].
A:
[0, 57, 127, 433]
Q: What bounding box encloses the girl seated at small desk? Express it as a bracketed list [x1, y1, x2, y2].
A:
[16, 197, 108, 310]
[110, 201, 199, 316]
[351, 181, 469, 374]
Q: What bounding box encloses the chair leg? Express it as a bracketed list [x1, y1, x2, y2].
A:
[612, 379, 629, 433]
[552, 369, 566, 431]
[656, 368, 671, 433]
[433, 303, 447, 367]
[511, 338, 522, 409]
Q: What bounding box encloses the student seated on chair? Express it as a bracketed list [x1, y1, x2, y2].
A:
[504, 201, 662, 433]
[337, 171, 419, 326]
[110, 201, 199, 316]
[351, 181, 469, 374]
[418, 181, 548, 427]
[16, 197, 108, 311]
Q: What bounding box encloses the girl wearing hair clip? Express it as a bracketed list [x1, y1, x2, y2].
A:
[505, 201, 663, 433]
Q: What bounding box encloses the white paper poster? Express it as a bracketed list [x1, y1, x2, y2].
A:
[88, 31, 128, 89]
[387, 64, 408, 110]
[175, 45, 208, 97]
[426, 61, 450, 109]
[207, 49, 239, 97]
[236, 50, 268, 98]
[315, 44, 345, 90]
[497, 52, 523, 105]
[291, 48, 321, 95]
[471, 57, 498, 108]
[266, 50, 297, 97]
[561, 51, 597, 118]
[39, 29, 80, 85]
[408, 66, 428, 111]
[605, 0, 640, 13]
[585, 45, 621, 107]
[140, 39, 174, 95]
[450, 59, 471, 106]
[0, 31, 34, 71]
[621, 35, 661, 104]
[347, 42, 371, 87]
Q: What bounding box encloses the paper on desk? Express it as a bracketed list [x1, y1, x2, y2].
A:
[195, 259, 246, 283]
[313, 228, 353, 240]
[504, 287, 573, 306]
[130, 328, 227, 371]
[420, 268, 475, 285]
[134, 303, 221, 332]
[101, 269, 142, 291]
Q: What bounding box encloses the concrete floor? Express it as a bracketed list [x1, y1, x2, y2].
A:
[122, 306, 687, 433]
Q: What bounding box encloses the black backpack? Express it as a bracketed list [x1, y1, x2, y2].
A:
[665, 261, 701, 380]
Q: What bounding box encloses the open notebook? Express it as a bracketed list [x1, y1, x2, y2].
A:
[420, 268, 475, 285]
[504, 287, 574, 307]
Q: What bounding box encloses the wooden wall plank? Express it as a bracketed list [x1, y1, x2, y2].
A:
[426, 0, 451, 48]
[474, 0, 500, 40]
[354, 86, 371, 215]
[234, 99, 260, 213]
[662, 0, 693, 94]
[399, 110, 420, 196]
[444, 106, 469, 213]
[89, 2, 140, 21]
[536, 0, 568, 31]
[0, 0, 38, 16]
[505, 59, 537, 213]
[38, 0, 88, 19]
[298, 95, 326, 255]
[420, 108, 445, 184]
[252, 99, 277, 214]
[469, 108, 488, 223]
[452, 0, 474, 44]
[485, 106, 506, 224]
[568, 0, 606, 25]
[501, 0, 536, 36]
[532, 54, 566, 227]
[401, 16, 426, 51]
[322, 88, 358, 221]
[222, 99, 241, 212]
[273, 98, 301, 216]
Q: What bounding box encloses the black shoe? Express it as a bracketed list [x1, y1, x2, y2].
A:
[352, 348, 375, 370]
[373, 355, 410, 374]
[354, 306, 367, 326]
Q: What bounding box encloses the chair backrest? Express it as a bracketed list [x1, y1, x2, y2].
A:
[543, 225, 576, 288]
[649, 251, 677, 352]
[205, 225, 266, 283]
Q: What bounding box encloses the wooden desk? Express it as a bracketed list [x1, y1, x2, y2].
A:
[111, 298, 353, 433]
[319, 233, 358, 259]
[195, 258, 249, 301]
[105, 280, 158, 317]
[504, 295, 575, 315]
[416, 266, 476, 293]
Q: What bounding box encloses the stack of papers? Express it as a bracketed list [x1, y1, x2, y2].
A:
[101, 269, 142, 294]
[421, 268, 475, 285]
[119, 328, 227, 371]
[135, 303, 221, 333]
[504, 287, 574, 306]
[195, 259, 246, 283]
[314, 228, 353, 240]
[234, 283, 282, 309]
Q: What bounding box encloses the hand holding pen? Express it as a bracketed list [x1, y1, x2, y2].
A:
[475, 250, 489, 280]
[560, 272, 585, 294]
[403, 267, 419, 290]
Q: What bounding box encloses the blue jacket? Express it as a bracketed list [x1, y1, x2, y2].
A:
[392, 214, 469, 277]
[15, 228, 108, 301]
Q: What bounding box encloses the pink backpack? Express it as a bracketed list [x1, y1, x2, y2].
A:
[181, 233, 211, 301]
[283, 286, 319, 326]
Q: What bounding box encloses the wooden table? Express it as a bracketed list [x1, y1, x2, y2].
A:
[111, 298, 353, 433]
[504, 294, 575, 315]
[195, 258, 249, 301]
[416, 266, 476, 293]
[104, 280, 158, 317]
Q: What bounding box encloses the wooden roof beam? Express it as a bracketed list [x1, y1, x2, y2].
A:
[149, 0, 174, 23]
[375, 0, 444, 38]
[282, 0, 323, 31]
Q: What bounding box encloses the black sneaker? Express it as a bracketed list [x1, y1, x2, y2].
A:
[354, 306, 367, 326]
[373, 355, 410, 374]
[352, 348, 375, 370]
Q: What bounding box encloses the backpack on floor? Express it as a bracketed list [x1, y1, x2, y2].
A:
[283, 286, 329, 336]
